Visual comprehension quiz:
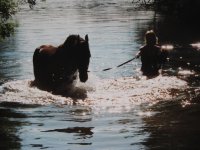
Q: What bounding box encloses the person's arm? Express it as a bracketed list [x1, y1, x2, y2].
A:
[159, 48, 168, 64]
[136, 50, 141, 58]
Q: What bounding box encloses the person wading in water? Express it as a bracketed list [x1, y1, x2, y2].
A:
[136, 30, 167, 77]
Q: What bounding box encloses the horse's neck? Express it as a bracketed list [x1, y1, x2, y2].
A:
[39, 45, 57, 55]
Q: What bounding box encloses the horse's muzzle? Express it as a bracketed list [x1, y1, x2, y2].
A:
[79, 71, 88, 82]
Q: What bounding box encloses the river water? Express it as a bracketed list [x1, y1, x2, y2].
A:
[1, 0, 200, 149]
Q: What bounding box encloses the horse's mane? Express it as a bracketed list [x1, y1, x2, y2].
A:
[58, 35, 81, 49]
[56, 34, 90, 59]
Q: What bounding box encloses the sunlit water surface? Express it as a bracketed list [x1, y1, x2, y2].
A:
[1, 0, 200, 149]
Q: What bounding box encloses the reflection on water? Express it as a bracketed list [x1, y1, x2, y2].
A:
[0, 107, 22, 149]
[142, 97, 200, 150]
[0, 0, 200, 149]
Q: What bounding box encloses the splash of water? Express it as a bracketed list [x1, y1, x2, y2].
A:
[0, 75, 187, 113]
[0, 80, 74, 105]
[191, 42, 200, 50]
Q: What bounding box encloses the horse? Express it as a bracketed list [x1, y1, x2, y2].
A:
[32, 34, 91, 94]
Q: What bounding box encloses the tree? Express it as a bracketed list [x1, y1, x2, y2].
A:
[0, 0, 17, 40]
[133, 0, 200, 23]
[0, 0, 37, 40]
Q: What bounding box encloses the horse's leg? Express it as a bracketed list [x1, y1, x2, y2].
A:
[33, 48, 42, 83]
[33, 48, 53, 89]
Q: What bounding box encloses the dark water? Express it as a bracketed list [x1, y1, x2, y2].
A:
[1, 0, 200, 149]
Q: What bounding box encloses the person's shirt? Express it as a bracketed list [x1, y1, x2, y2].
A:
[139, 45, 161, 65]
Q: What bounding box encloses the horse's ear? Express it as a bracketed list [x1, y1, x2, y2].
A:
[85, 34, 89, 42]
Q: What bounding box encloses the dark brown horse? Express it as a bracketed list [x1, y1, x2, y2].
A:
[32, 35, 91, 93]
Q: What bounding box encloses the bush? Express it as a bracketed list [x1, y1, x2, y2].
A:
[0, 0, 18, 40]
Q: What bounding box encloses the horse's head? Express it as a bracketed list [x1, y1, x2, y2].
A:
[62, 34, 91, 82]
[76, 35, 91, 82]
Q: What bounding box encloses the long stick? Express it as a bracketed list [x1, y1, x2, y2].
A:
[102, 57, 136, 71]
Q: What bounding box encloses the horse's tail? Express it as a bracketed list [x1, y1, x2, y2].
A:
[33, 48, 42, 82]
[33, 48, 40, 66]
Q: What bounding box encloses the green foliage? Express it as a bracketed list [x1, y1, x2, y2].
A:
[0, 0, 17, 20]
[0, 0, 18, 40]
[0, 21, 15, 40]
[0, 0, 38, 40]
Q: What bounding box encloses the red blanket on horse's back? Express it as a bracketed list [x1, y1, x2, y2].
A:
[38, 45, 57, 55]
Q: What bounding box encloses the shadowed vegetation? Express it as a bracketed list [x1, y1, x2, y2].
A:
[0, 0, 37, 40]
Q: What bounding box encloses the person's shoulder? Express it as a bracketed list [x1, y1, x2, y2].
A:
[155, 45, 161, 49]
[153, 45, 161, 52]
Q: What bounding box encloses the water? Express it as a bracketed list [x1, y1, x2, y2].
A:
[1, 0, 200, 149]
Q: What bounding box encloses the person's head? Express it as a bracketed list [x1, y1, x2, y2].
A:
[145, 30, 158, 46]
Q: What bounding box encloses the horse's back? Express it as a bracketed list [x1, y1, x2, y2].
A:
[37, 45, 57, 55]
[33, 45, 56, 87]
[33, 45, 56, 65]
